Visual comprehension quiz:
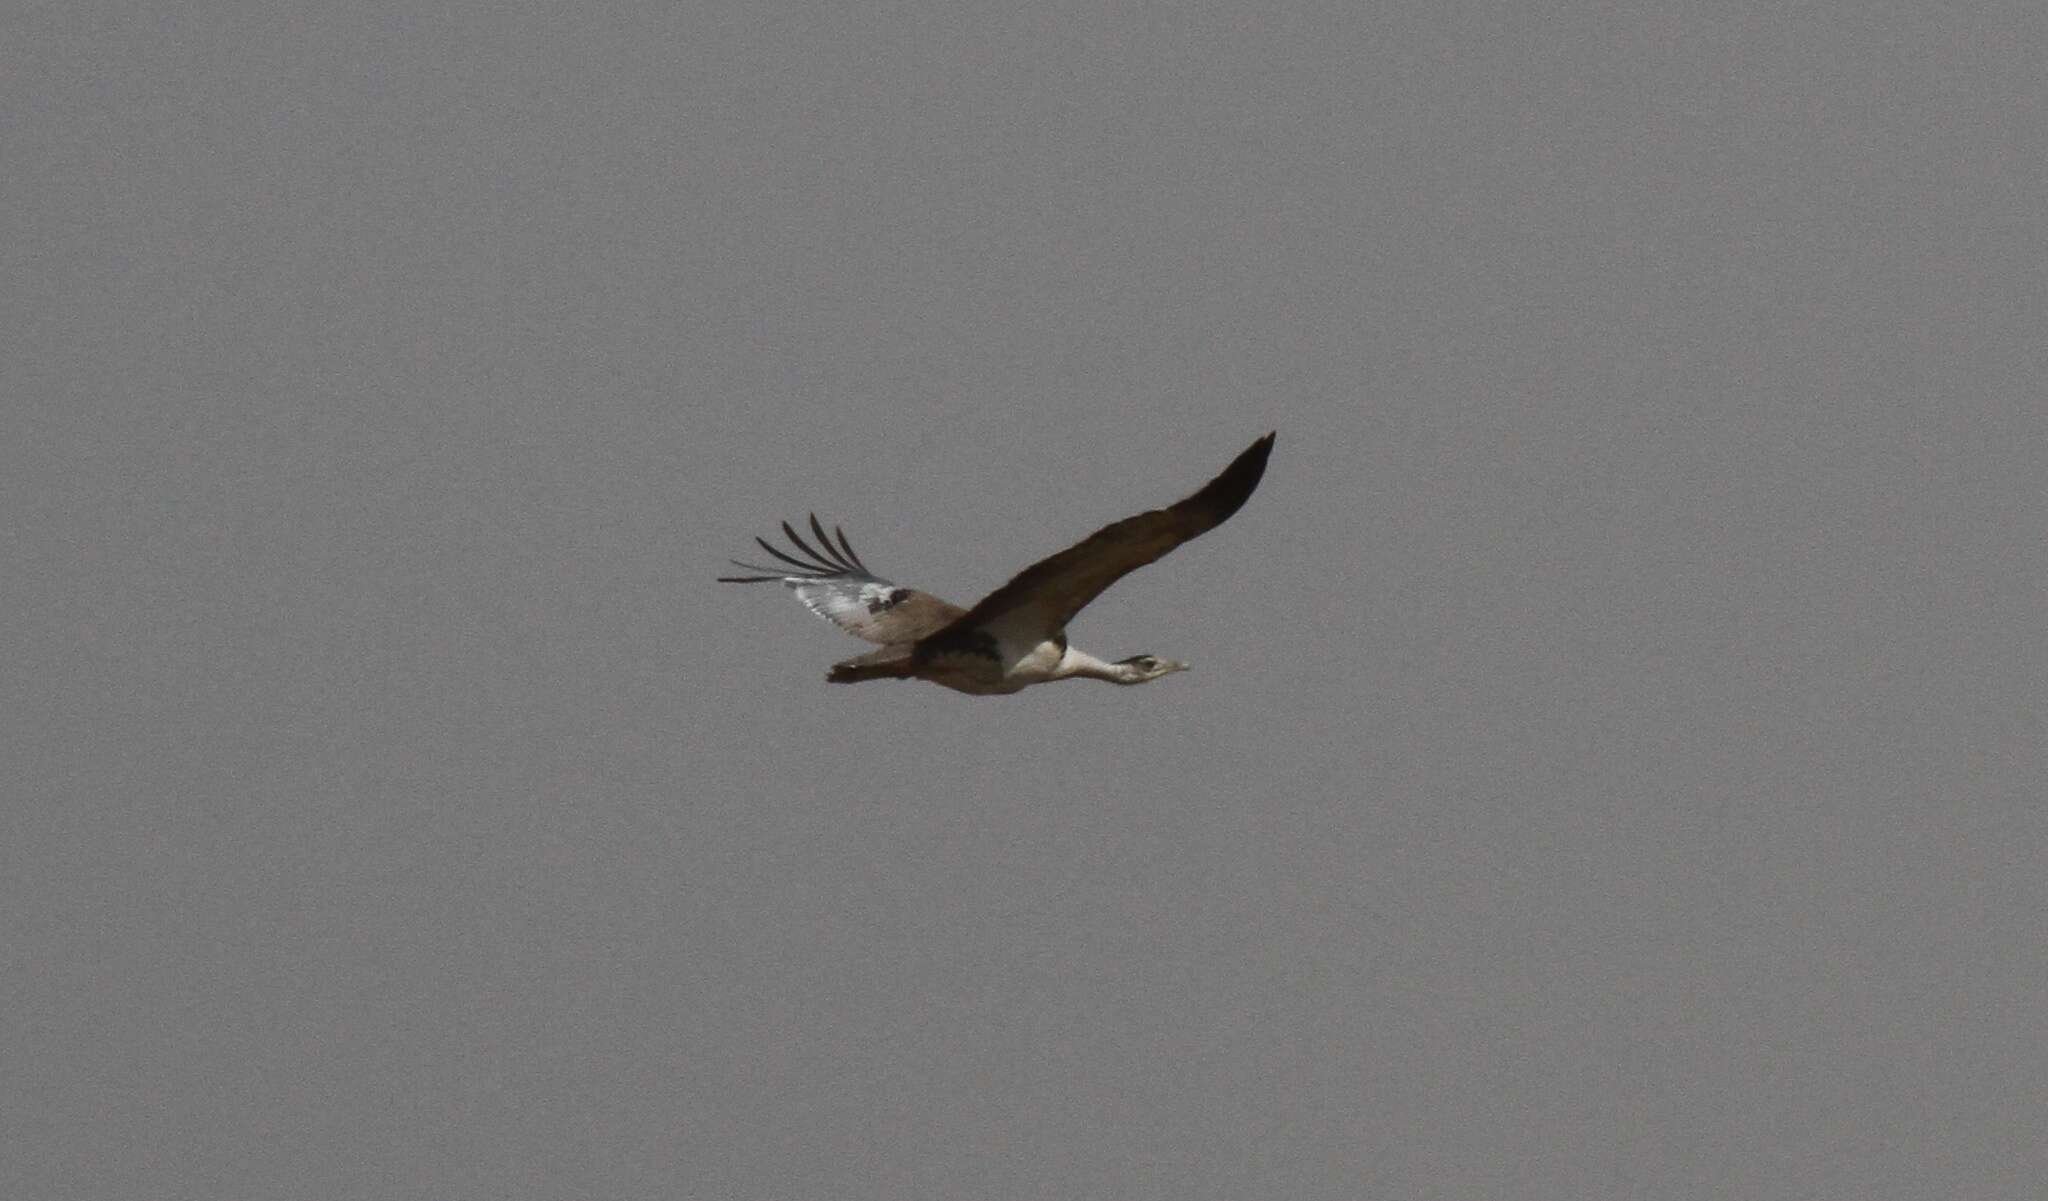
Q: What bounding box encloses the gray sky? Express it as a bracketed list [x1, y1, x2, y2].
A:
[6, 2, 2046, 1198]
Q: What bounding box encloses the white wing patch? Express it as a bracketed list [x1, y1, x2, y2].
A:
[719, 515, 967, 645]
[792, 578, 905, 628]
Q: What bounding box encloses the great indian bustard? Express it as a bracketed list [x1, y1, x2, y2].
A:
[719, 432, 1275, 695]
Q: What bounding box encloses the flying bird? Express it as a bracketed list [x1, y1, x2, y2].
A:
[718, 432, 1275, 695]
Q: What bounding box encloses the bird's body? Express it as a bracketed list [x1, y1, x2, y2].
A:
[719, 433, 1275, 695]
[915, 634, 1071, 695]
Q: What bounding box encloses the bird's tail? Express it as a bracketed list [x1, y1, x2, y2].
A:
[826, 646, 916, 685]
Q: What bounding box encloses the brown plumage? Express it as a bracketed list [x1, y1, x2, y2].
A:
[720, 433, 1276, 695]
[926, 432, 1274, 651]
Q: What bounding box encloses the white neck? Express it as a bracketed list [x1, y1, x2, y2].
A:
[1052, 646, 1136, 684]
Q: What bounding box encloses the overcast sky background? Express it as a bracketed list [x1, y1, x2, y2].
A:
[6, 2, 2046, 1198]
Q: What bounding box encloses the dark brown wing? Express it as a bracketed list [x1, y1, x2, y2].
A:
[931, 432, 1274, 646]
[719, 514, 966, 645]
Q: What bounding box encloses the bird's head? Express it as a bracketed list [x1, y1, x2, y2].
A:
[1113, 654, 1190, 685]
